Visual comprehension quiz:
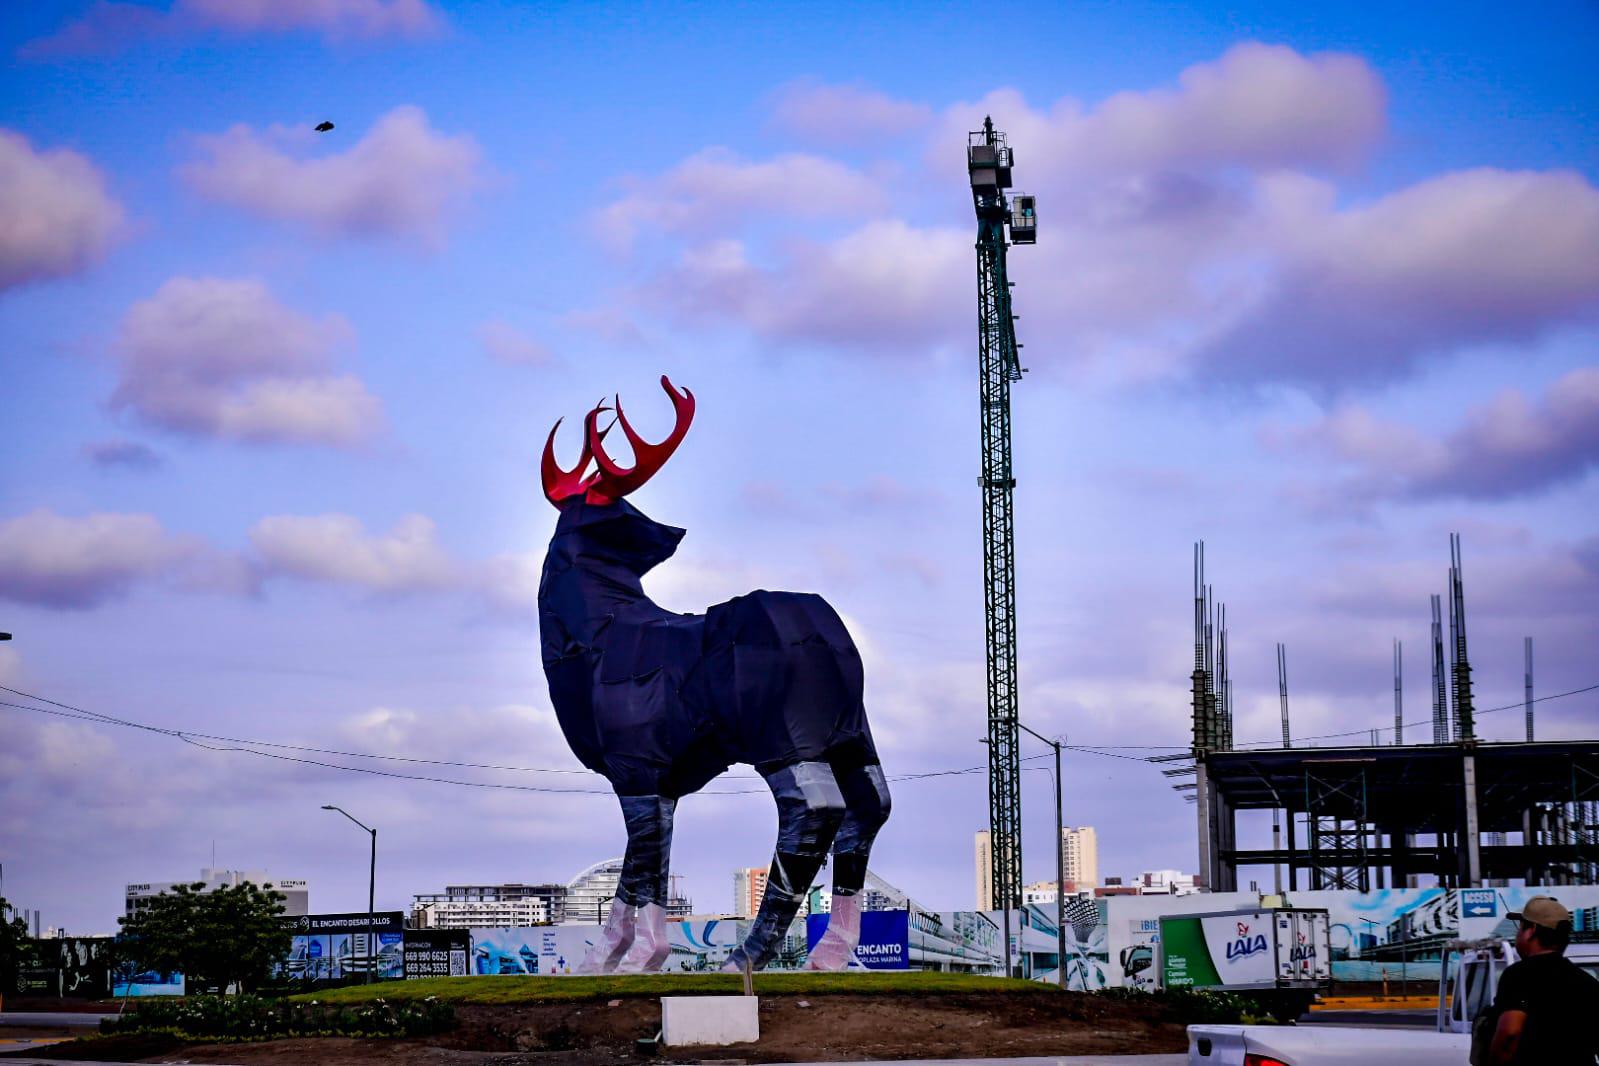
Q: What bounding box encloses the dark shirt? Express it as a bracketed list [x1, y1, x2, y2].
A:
[1491, 951, 1599, 1064]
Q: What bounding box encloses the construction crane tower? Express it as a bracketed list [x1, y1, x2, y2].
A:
[967, 117, 1035, 936]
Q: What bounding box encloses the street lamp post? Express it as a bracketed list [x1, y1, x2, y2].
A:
[1018, 723, 1067, 989]
[322, 806, 377, 983]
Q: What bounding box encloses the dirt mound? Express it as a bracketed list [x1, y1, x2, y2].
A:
[13, 992, 1187, 1064]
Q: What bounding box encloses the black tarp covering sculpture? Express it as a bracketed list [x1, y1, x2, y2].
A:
[539, 376, 890, 972]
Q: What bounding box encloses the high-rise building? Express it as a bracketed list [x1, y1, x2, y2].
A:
[126, 869, 308, 917]
[975, 830, 994, 910]
[732, 866, 769, 918]
[1062, 826, 1098, 889]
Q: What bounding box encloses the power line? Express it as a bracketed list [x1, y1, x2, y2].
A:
[10, 676, 1587, 784]
[0, 687, 1086, 795]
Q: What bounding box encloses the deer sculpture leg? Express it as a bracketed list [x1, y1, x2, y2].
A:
[578, 795, 677, 974]
[723, 761, 846, 972]
[806, 761, 892, 970]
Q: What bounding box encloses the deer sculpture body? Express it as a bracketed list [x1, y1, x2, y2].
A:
[539, 376, 890, 973]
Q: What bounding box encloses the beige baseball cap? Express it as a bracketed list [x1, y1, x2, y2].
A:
[1506, 896, 1573, 929]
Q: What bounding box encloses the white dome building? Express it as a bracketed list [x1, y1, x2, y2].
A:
[563, 857, 624, 925]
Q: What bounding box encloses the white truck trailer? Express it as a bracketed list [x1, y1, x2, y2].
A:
[1158, 907, 1331, 1022]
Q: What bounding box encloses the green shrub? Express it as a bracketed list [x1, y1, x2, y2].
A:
[101, 994, 454, 1041]
[1091, 985, 1275, 1023]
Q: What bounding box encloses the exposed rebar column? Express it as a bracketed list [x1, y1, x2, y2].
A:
[1524, 637, 1534, 742]
[1393, 638, 1403, 745]
[1218, 605, 1232, 751]
[1449, 533, 1475, 741]
[1430, 595, 1448, 744]
[1191, 542, 1212, 755]
[1276, 642, 1291, 748]
[1204, 584, 1221, 751]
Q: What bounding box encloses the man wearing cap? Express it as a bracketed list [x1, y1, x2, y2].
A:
[1487, 895, 1599, 1064]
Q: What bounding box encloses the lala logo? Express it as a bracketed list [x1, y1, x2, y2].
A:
[1226, 921, 1269, 962]
[1289, 933, 1316, 963]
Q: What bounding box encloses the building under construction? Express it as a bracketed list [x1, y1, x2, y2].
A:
[1184, 537, 1599, 893]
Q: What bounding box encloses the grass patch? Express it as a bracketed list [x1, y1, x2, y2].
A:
[289, 970, 1052, 1006]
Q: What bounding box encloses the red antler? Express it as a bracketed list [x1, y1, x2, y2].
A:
[542, 399, 608, 505]
[587, 376, 695, 504]
[541, 377, 694, 508]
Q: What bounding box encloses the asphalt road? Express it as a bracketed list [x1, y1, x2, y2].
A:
[0, 1013, 113, 1028]
[1303, 1008, 1436, 1028]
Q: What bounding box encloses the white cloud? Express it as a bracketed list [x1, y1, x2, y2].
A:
[111, 276, 383, 447]
[768, 81, 932, 144]
[1283, 366, 1599, 499]
[0, 510, 198, 609]
[935, 42, 1385, 178]
[1209, 168, 1599, 385]
[250, 513, 458, 593]
[0, 129, 124, 292]
[478, 551, 541, 614]
[647, 221, 969, 352]
[183, 106, 482, 244]
[611, 44, 1394, 376]
[597, 148, 884, 249]
[624, 45, 1596, 388]
[23, 0, 443, 58]
[182, 0, 441, 39]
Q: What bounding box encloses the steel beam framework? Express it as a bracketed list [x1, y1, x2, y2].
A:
[1212, 742, 1599, 890]
[1305, 764, 1372, 891]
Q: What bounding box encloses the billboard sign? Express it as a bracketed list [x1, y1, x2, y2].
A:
[806, 910, 909, 970]
[402, 930, 470, 979]
[46, 938, 112, 999]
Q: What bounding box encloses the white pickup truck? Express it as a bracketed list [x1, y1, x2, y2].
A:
[1186, 939, 1599, 1066]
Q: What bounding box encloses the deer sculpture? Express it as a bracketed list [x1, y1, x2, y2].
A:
[538, 376, 890, 973]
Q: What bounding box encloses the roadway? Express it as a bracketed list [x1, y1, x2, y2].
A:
[1301, 1008, 1435, 1028]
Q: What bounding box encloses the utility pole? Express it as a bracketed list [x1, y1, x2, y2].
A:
[967, 116, 1034, 977]
[323, 806, 378, 983]
[1018, 723, 1066, 989]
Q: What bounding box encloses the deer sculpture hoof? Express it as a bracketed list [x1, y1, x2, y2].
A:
[804, 893, 861, 971]
[577, 899, 638, 974]
[616, 903, 671, 972]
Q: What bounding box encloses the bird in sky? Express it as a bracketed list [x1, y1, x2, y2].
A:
[314, 121, 335, 132]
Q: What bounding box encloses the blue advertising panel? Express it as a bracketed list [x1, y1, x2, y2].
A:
[806, 909, 909, 970]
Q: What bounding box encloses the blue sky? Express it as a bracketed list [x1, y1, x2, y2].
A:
[2, 0, 1597, 933]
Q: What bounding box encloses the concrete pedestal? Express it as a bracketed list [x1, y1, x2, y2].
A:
[660, 995, 759, 1046]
